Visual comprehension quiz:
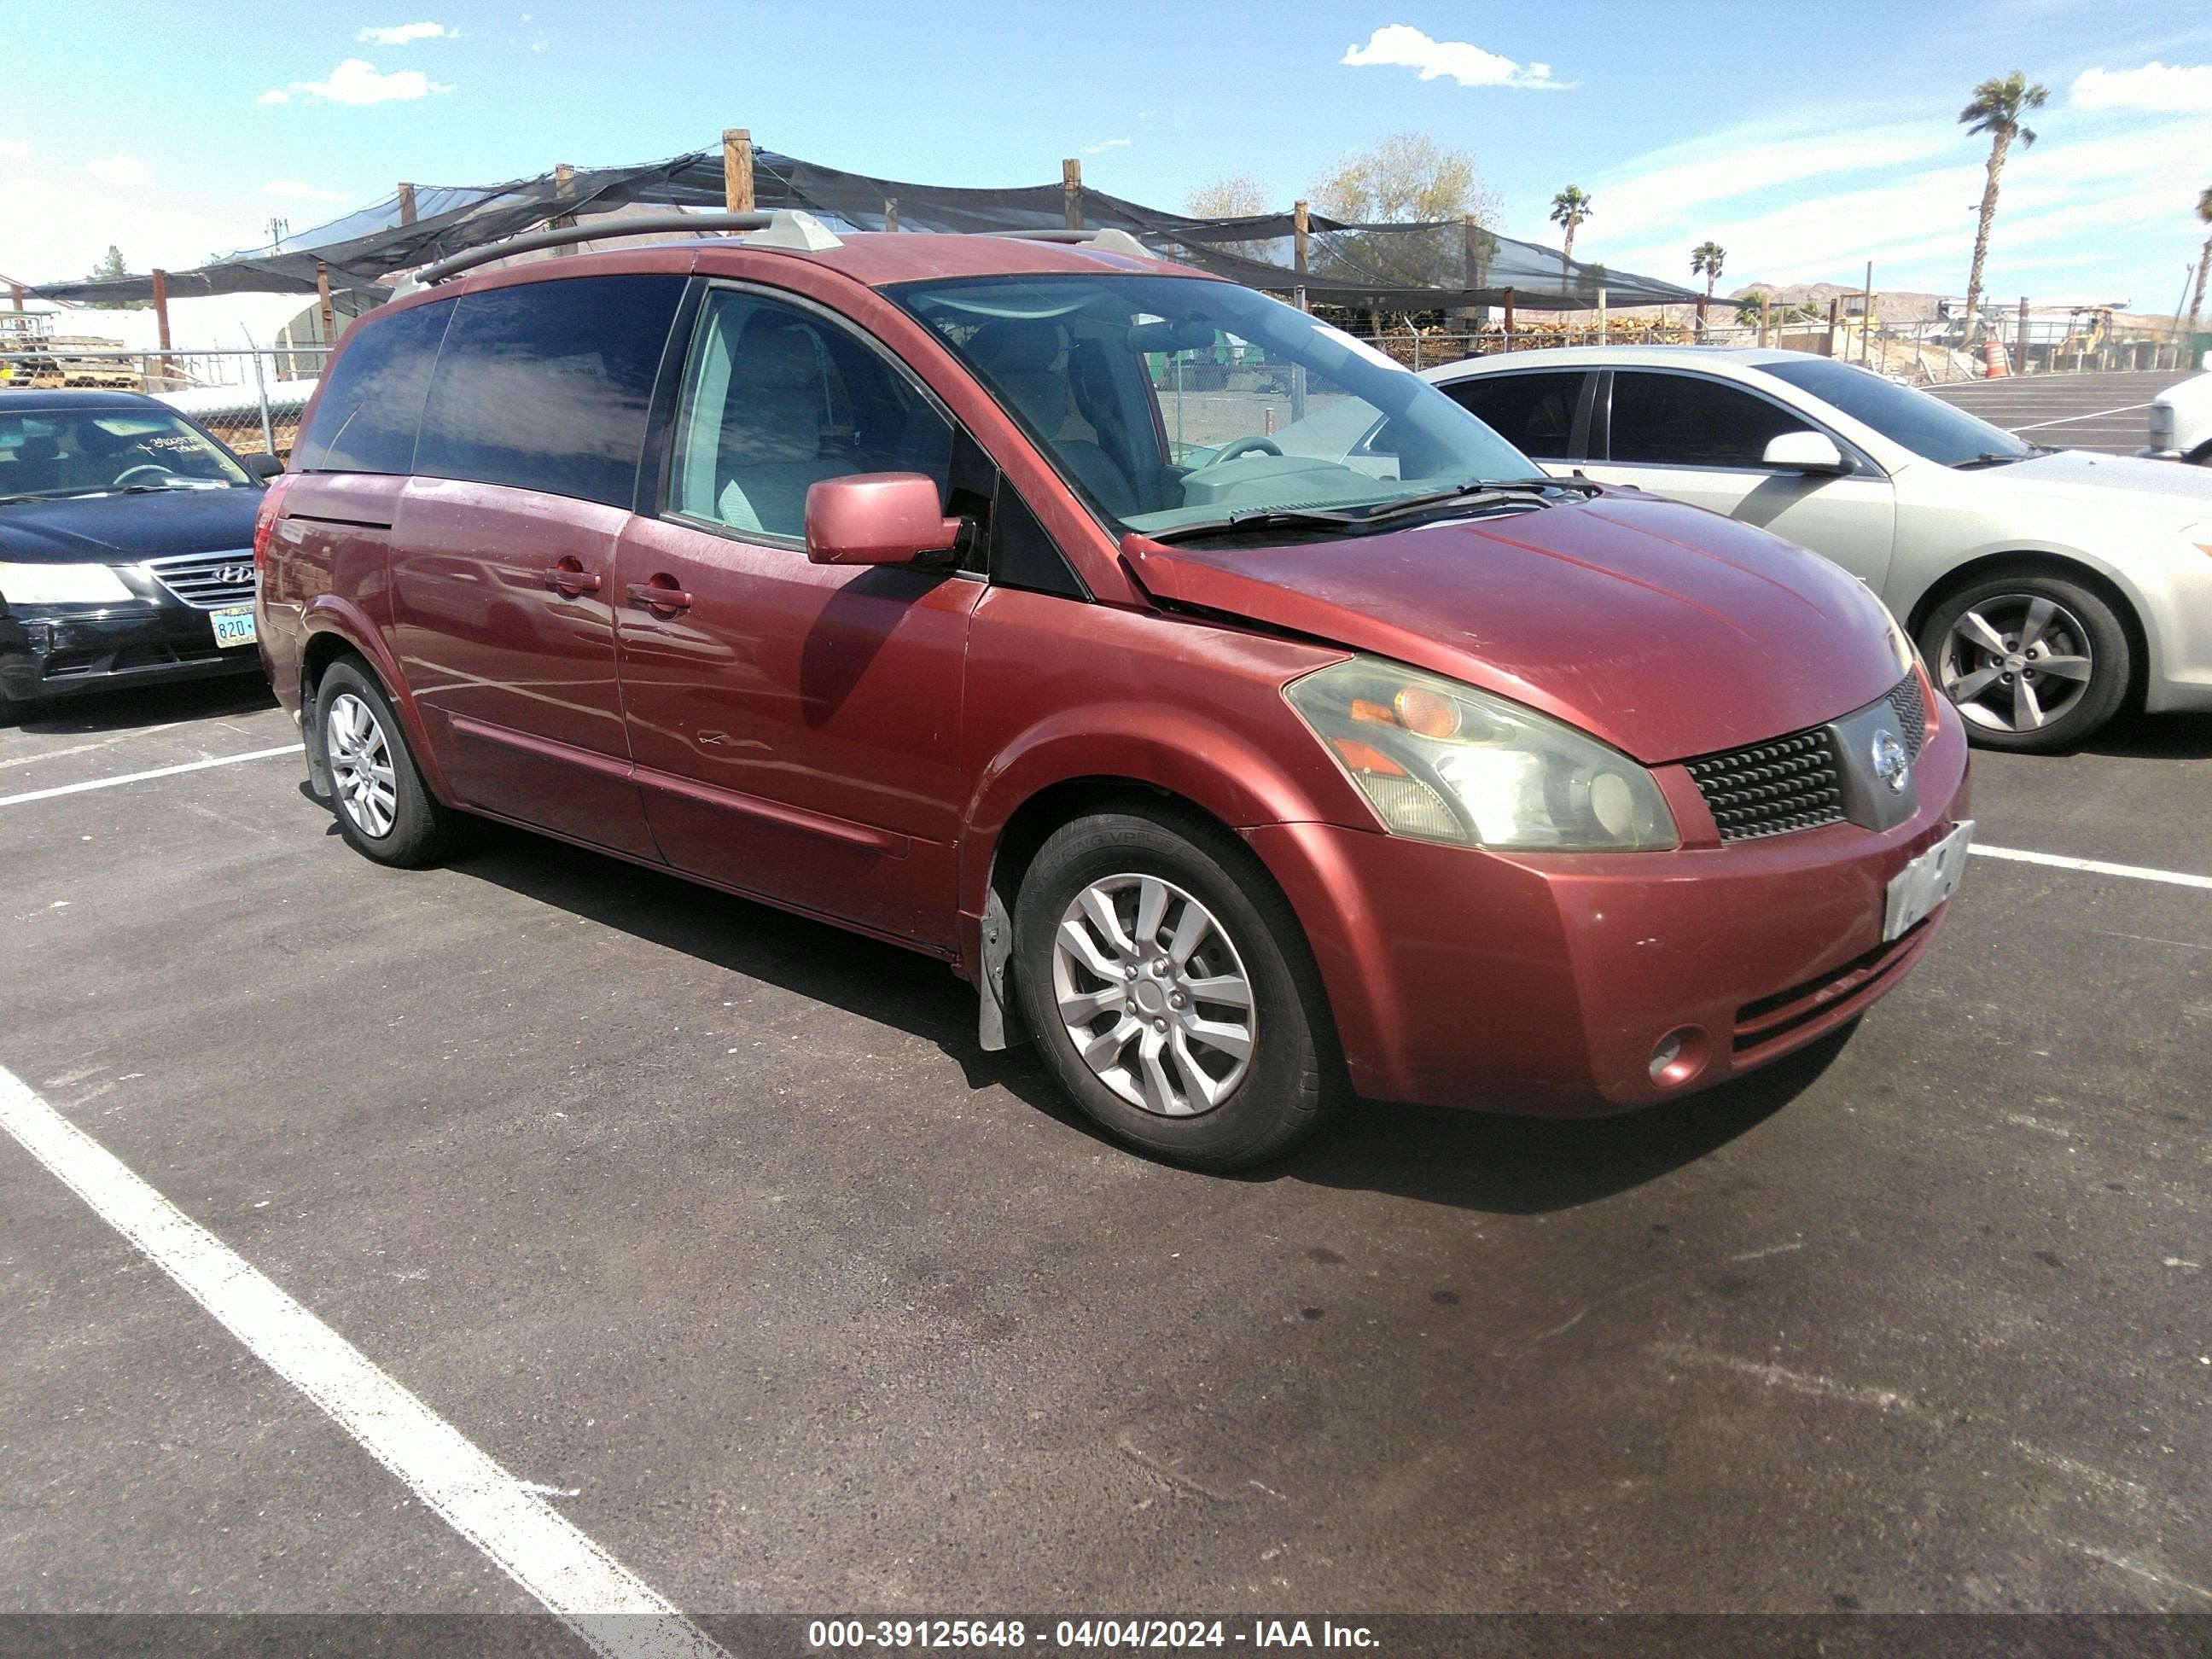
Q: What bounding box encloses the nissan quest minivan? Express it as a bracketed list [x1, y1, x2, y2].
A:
[256, 215, 1971, 1169]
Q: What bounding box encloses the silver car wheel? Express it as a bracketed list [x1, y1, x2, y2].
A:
[325, 690, 399, 839]
[1937, 595, 2095, 734]
[1051, 873, 1256, 1118]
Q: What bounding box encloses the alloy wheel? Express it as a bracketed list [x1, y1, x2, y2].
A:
[325, 691, 399, 839]
[1051, 874, 1256, 1118]
[1936, 594, 2094, 734]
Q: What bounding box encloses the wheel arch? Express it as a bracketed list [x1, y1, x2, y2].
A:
[1903, 549, 2154, 706]
[296, 599, 457, 805]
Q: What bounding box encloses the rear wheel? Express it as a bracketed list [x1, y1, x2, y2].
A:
[316, 658, 457, 867]
[1013, 806, 1338, 1171]
[1916, 568, 2130, 753]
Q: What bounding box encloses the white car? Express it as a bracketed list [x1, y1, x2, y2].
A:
[2143, 371, 2212, 465]
[1418, 346, 2212, 751]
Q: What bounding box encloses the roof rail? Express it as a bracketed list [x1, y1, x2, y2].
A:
[992, 228, 1153, 259]
[399, 209, 845, 291]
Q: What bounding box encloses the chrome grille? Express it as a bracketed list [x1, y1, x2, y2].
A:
[1684, 729, 1846, 842]
[145, 550, 256, 610]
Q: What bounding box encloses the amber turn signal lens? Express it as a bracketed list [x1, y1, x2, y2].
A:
[1394, 686, 1459, 738]
[1330, 737, 1407, 776]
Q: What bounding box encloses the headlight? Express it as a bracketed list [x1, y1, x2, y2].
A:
[0, 562, 138, 606]
[2185, 521, 2212, 559]
[1284, 657, 1678, 851]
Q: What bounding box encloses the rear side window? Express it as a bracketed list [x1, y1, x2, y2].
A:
[1441, 371, 1584, 460]
[294, 299, 454, 474]
[1606, 370, 1810, 468]
[414, 274, 685, 508]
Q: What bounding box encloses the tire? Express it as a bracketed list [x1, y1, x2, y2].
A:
[1916, 568, 2131, 753]
[315, 658, 457, 867]
[1012, 806, 1339, 1171]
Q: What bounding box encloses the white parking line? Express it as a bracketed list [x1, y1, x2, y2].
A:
[0, 744, 297, 808]
[2008, 402, 2152, 432]
[1973, 844, 2212, 891]
[0, 1066, 726, 1659]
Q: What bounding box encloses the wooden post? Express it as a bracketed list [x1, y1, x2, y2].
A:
[9, 281, 26, 311]
[1826, 296, 1840, 357]
[315, 261, 335, 345]
[551, 160, 577, 253]
[1292, 199, 1310, 311]
[150, 267, 173, 388]
[882, 198, 898, 232]
[1759, 293, 1772, 347]
[722, 128, 754, 213]
[1502, 287, 1515, 341]
[2017, 297, 2030, 377]
[1597, 286, 1609, 345]
[1860, 261, 1874, 365]
[1062, 158, 1083, 231]
[397, 181, 417, 226]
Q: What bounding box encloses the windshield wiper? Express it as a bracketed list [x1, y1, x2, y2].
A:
[1953, 451, 2034, 469]
[1354, 475, 1597, 526]
[1149, 507, 1366, 543]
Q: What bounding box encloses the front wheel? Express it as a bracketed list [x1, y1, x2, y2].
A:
[316, 658, 457, 867]
[1916, 569, 2131, 753]
[1013, 807, 1339, 1171]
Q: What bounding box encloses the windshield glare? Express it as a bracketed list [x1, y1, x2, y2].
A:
[1761, 358, 2031, 468]
[891, 274, 1535, 535]
[0, 408, 250, 500]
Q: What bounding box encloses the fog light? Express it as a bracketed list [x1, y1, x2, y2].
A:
[1649, 1027, 1710, 1089]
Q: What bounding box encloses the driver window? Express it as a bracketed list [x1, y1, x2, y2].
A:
[671, 290, 957, 540]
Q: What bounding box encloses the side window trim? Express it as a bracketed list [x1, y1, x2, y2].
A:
[1597, 364, 1884, 478]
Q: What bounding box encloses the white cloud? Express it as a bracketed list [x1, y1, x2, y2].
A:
[1341, 24, 1569, 91]
[1587, 123, 1954, 241]
[261, 178, 346, 201]
[261, 58, 453, 105]
[357, 21, 451, 44]
[1082, 137, 1132, 154]
[0, 138, 28, 160]
[85, 156, 151, 189]
[2070, 61, 2212, 112]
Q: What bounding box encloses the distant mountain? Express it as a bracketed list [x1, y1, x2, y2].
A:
[1728, 282, 1948, 323]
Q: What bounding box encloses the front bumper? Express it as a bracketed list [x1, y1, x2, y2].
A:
[1246, 701, 1970, 1115]
[0, 602, 265, 704]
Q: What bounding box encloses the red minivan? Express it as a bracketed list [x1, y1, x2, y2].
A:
[256, 215, 1971, 1169]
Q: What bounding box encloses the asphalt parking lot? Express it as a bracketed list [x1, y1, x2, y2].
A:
[1928, 367, 2193, 457]
[3, 658, 2208, 1637]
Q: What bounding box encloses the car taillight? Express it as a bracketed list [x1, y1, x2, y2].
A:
[252, 472, 292, 573]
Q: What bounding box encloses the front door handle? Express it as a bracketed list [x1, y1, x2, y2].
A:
[627, 579, 693, 614]
[544, 561, 601, 597]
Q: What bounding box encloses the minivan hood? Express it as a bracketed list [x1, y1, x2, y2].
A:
[1122, 493, 1904, 763]
[0, 487, 263, 563]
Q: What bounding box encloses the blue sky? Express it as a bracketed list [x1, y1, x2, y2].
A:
[6, 0, 2209, 313]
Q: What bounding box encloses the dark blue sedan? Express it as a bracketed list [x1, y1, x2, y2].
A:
[1, 390, 280, 723]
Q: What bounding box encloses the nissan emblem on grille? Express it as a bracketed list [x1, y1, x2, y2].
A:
[1871, 728, 1911, 794]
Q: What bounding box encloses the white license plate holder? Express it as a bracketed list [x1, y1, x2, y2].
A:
[210, 605, 258, 649]
[1883, 819, 1974, 942]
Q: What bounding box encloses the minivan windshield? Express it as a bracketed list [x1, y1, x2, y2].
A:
[891, 274, 1541, 538]
[0, 408, 252, 504]
[1761, 357, 2034, 469]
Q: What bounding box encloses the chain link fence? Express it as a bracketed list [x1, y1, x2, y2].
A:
[0, 346, 330, 457]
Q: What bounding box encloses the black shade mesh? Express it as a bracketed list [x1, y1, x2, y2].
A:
[32, 148, 1703, 312]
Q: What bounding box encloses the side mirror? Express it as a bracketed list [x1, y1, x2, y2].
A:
[242, 451, 285, 480]
[1762, 431, 1853, 474]
[804, 473, 964, 567]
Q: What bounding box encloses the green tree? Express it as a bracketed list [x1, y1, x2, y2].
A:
[1185, 176, 1272, 218]
[1307, 133, 1502, 314]
[2189, 185, 2211, 328]
[1959, 72, 2048, 341]
[84, 245, 134, 310]
[1691, 242, 1726, 338]
[1549, 185, 1592, 277]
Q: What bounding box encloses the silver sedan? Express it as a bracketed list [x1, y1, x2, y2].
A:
[1419, 346, 2212, 752]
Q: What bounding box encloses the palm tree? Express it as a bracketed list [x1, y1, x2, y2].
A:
[1549, 186, 1592, 281]
[2190, 185, 2211, 328]
[1691, 241, 1725, 340]
[1959, 72, 2048, 342]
